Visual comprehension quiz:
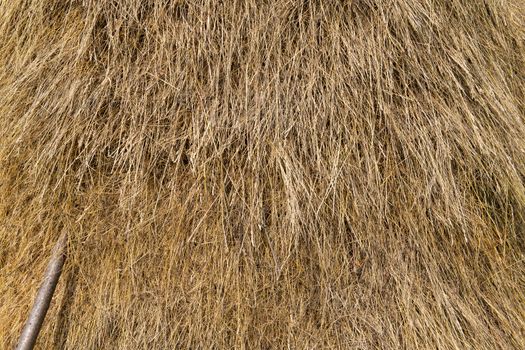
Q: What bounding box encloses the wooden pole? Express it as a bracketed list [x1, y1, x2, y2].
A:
[15, 233, 67, 350]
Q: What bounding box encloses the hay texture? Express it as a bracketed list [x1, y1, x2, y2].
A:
[1, 0, 525, 348]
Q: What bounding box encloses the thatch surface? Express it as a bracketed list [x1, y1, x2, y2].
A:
[1, 0, 524, 348]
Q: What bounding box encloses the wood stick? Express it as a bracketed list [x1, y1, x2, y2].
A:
[15, 233, 67, 350]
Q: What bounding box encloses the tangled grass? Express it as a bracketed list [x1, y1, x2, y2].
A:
[1, 0, 525, 348]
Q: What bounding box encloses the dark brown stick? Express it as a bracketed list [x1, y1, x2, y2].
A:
[15, 233, 67, 350]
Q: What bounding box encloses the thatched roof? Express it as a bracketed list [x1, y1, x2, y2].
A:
[1, 0, 524, 348]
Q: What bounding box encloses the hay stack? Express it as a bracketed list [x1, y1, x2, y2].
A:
[1, 0, 524, 348]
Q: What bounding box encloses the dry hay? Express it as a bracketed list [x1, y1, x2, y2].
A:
[1, 0, 525, 348]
